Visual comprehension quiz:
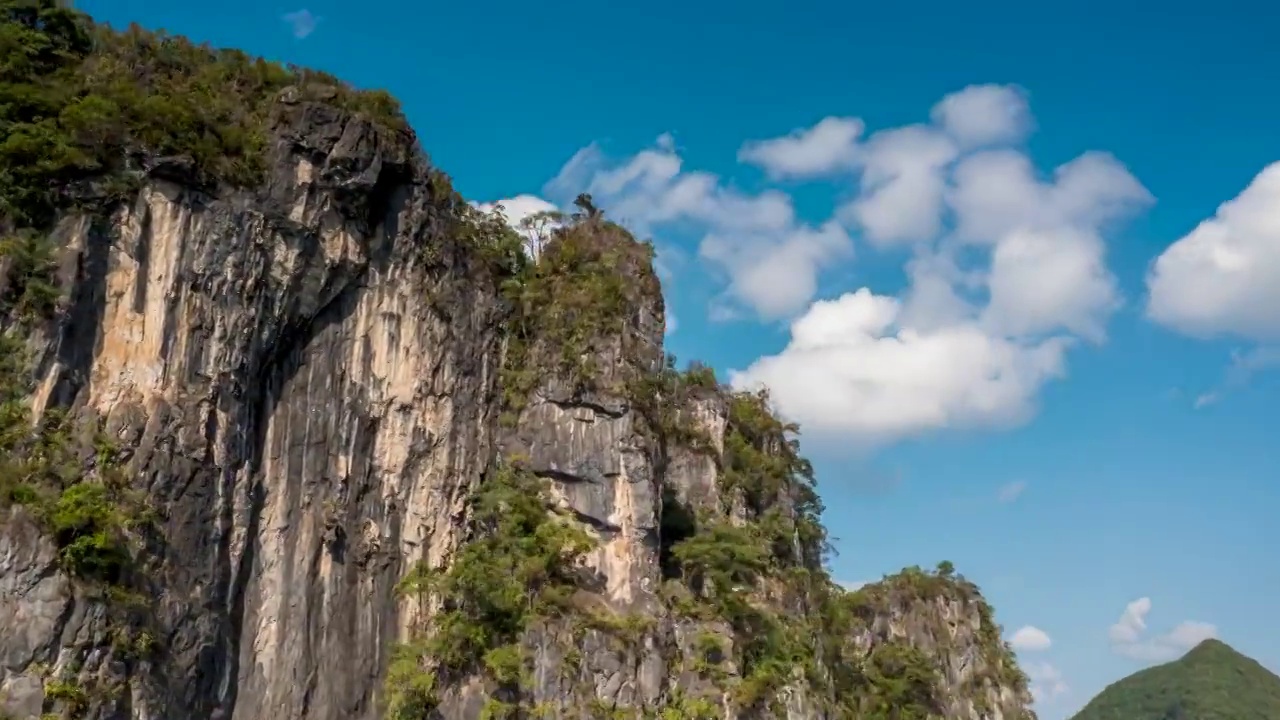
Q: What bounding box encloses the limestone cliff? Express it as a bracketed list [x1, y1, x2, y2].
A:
[0, 4, 1036, 720]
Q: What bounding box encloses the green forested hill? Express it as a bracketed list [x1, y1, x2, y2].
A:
[1070, 639, 1280, 720]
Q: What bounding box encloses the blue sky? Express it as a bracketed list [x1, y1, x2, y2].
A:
[81, 0, 1279, 716]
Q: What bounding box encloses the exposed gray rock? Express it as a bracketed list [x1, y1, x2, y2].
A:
[0, 92, 1034, 720]
[3, 98, 502, 720]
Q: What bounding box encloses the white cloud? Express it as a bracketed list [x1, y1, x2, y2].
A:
[930, 83, 1033, 150]
[1193, 391, 1221, 409]
[1165, 621, 1219, 648]
[982, 226, 1117, 341]
[840, 124, 958, 246]
[1147, 162, 1280, 341]
[545, 139, 797, 238]
[1108, 597, 1151, 643]
[738, 117, 864, 179]
[1009, 625, 1052, 652]
[491, 84, 1151, 449]
[739, 85, 1034, 248]
[700, 221, 852, 320]
[837, 579, 869, 592]
[1024, 661, 1069, 703]
[1108, 597, 1218, 662]
[839, 85, 1036, 247]
[281, 9, 320, 39]
[730, 90, 1150, 447]
[951, 150, 1152, 341]
[729, 289, 1072, 447]
[996, 480, 1027, 503]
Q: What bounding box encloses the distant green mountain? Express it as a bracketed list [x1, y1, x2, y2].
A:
[1071, 639, 1280, 720]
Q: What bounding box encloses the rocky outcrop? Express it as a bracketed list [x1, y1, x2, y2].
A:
[0, 6, 1036, 720]
[846, 570, 1036, 720]
[2, 91, 504, 720]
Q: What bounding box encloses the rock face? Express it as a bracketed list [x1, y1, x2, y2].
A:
[0, 6, 1036, 720]
[845, 572, 1035, 720]
[3, 91, 503, 720]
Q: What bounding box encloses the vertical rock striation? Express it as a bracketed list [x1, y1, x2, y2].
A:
[0, 6, 1036, 720]
[2, 85, 506, 720]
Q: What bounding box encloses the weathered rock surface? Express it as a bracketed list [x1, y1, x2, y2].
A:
[3, 97, 503, 720]
[0, 21, 1036, 720]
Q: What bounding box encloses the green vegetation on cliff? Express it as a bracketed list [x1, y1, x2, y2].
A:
[381, 204, 1033, 719]
[0, 330, 159, 713]
[656, 387, 835, 714]
[0, 229, 149, 590]
[0, 0, 413, 591]
[0, 6, 268, 708]
[1, 4, 1035, 718]
[386, 460, 599, 719]
[497, 197, 662, 424]
[1, 0, 407, 232]
[1070, 639, 1280, 720]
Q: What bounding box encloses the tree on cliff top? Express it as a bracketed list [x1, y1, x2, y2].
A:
[0, 0, 406, 230]
[572, 192, 601, 220]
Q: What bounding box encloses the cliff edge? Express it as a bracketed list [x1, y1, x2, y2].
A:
[0, 3, 1036, 719]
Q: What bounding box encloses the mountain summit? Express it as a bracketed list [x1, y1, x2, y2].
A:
[1071, 639, 1280, 720]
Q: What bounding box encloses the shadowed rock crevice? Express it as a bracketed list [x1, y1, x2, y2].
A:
[42, 216, 114, 409]
[658, 485, 698, 581]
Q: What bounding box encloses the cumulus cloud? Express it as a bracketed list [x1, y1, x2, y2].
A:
[738, 117, 864, 179]
[841, 124, 959, 246]
[700, 221, 853, 320]
[1108, 597, 1151, 643]
[839, 84, 1039, 248]
[1009, 625, 1052, 652]
[1108, 597, 1218, 662]
[737, 85, 1036, 248]
[1147, 162, 1280, 341]
[952, 150, 1152, 341]
[730, 289, 1072, 446]
[478, 83, 1151, 449]
[930, 83, 1034, 150]
[1024, 661, 1069, 703]
[730, 88, 1150, 447]
[281, 9, 320, 39]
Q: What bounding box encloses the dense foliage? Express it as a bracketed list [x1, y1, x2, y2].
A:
[497, 209, 659, 424]
[1070, 639, 1280, 720]
[0, 0, 407, 232]
[384, 461, 605, 719]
